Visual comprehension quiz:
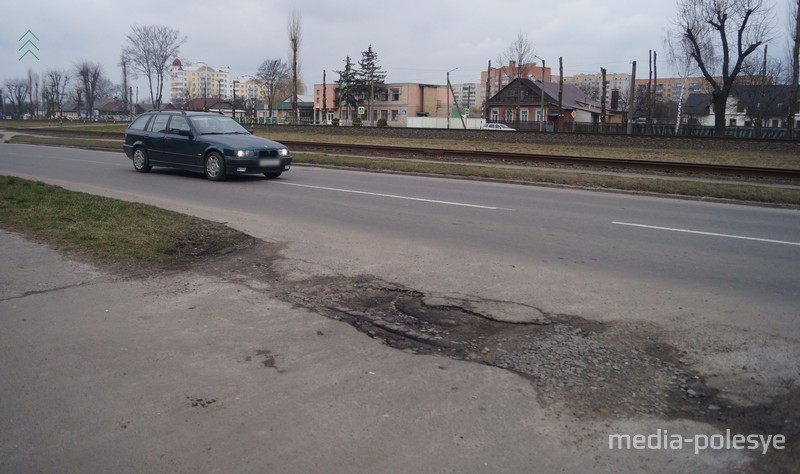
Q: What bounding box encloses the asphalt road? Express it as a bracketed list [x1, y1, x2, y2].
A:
[2, 142, 799, 472]
[0, 143, 798, 338]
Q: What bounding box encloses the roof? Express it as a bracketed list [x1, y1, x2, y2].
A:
[180, 98, 229, 111]
[486, 78, 602, 112]
[683, 93, 712, 115]
[731, 84, 793, 116]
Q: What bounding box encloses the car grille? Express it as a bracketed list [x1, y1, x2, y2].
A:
[259, 150, 279, 158]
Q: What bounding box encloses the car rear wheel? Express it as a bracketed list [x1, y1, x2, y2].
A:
[204, 152, 226, 181]
[263, 171, 282, 179]
[132, 147, 152, 172]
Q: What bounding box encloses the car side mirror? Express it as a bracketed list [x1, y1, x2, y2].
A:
[247, 128, 254, 134]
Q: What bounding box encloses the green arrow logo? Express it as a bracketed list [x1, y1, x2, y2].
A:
[18, 29, 40, 61]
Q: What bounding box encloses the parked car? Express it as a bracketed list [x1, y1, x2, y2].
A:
[122, 110, 292, 181]
[481, 123, 516, 131]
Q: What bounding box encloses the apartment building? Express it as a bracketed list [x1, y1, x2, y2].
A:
[450, 83, 479, 112]
[562, 71, 712, 106]
[169, 58, 233, 104]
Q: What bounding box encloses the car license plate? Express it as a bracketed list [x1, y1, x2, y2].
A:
[259, 158, 279, 167]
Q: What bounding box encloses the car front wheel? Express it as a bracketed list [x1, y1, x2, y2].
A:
[132, 147, 152, 172]
[263, 171, 282, 179]
[204, 152, 226, 181]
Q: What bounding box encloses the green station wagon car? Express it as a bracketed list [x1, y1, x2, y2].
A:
[123, 110, 292, 181]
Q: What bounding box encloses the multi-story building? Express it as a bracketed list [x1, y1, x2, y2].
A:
[563, 72, 631, 103]
[450, 83, 479, 112]
[562, 71, 712, 106]
[169, 58, 232, 104]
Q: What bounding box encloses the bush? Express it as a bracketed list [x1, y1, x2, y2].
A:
[377, 117, 387, 128]
[352, 117, 362, 127]
[331, 118, 340, 126]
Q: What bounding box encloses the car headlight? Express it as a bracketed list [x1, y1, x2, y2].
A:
[278, 148, 289, 156]
[235, 150, 255, 157]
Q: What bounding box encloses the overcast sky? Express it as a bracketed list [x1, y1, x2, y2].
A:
[2, 0, 794, 101]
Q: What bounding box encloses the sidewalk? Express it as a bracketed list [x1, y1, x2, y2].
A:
[0, 230, 746, 473]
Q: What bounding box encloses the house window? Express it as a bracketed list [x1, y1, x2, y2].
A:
[729, 119, 737, 126]
[491, 109, 499, 121]
[736, 101, 745, 113]
[520, 109, 529, 122]
[536, 109, 543, 122]
[391, 88, 400, 101]
[772, 119, 779, 127]
[391, 110, 399, 121]
[381, 110, 388, 120]
[505, 110, 513, 122]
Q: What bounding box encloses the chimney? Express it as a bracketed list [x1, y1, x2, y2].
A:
[611, 89, 620, 110]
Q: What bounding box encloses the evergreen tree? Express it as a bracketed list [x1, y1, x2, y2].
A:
[336, 55, 358, 121]
[356, 45, 386, 125]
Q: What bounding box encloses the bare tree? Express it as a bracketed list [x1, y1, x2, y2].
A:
[256, 59, 290, 119]
[670, 0, 773, 136]
[75, 61, 103, 118]
[4, 78, 30, 118]
[502, 32, 536, 78]
[124, 24, 186, 110]
[665, 32, 700, 131]
[43, 69, 71, 118]
[287, 9, 302, 120]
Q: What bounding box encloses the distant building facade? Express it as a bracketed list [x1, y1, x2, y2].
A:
[312, 82, 450, 126]
[169, 58, 232, 104]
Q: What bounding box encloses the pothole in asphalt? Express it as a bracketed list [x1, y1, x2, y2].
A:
[197, 242, 799, 468]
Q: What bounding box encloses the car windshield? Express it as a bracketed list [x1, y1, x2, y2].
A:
[189, 115, 250, 135]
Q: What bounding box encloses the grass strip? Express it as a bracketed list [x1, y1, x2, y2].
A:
[0, 176, 247, 266]
[8, 135, 122, 150]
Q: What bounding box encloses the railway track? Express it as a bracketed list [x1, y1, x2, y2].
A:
[6, 127, 798, 181]
[280, 140, 800, 181]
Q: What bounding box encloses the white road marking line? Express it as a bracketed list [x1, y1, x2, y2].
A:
[613, 221, 800, 246]
[277, 182, 513, 210]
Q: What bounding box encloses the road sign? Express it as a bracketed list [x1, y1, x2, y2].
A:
[358, 106, 365, 115]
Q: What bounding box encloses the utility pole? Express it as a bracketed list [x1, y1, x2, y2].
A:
[484, 60, 491, 120]
[540, 59, 545, 132]
[627, 61, 636, 135]
[447, 67, 458, 129]
[558, 57, 563, 133]
[322, 70, 327, 125]
[601, 67, 607, 133]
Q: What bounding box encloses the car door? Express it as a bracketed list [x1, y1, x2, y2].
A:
[144, 113, 170, 164]
[163, 115, 204, 171]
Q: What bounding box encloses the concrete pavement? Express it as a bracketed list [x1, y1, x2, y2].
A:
[0, 230, 749, 473]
